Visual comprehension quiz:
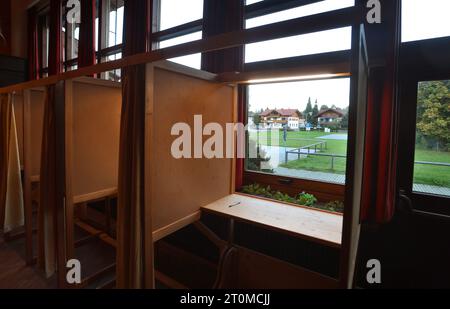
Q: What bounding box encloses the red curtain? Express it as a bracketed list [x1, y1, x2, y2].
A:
[48, 0, 62, 75]
[117, 0, 151, 289]
[361, 0, 401, 224]
[202, 0, 245, 190]
[78, 0, 96, 68]
[27, 7, 40, 80]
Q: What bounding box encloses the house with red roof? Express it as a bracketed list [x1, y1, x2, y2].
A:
[315, 108, 344, 127]
[259, 109, 304, 129]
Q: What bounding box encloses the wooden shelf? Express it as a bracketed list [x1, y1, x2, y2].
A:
[201, 193, 343, 248]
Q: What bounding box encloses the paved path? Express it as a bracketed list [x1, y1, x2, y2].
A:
[275, 167, 346, 184]
[413, 184, 450, 197]
[275, 167, 450, 197]
[317, 134, 348, 140]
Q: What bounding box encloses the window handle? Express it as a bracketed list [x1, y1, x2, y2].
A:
[398, 190, 413, 213]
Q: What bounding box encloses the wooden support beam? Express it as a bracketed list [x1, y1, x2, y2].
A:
[193, 221, 227, 251]
[78, 263, 116, 289]
[96, 279, 116, 289]
[155, 271, 188, 289]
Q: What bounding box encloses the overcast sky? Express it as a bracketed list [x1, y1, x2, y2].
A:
[156, 0, 450, 112]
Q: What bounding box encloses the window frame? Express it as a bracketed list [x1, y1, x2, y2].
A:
[239, 1, 355, 202]
[241, 73, 351, 202]
[397, 36, 450, 216]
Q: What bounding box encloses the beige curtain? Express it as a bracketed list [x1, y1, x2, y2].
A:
[0, 94, 24, 233]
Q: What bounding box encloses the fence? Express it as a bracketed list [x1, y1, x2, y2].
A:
[283, 152, 450, 171]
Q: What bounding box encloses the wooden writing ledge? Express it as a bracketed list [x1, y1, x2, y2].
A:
[201, 193, 343, 248]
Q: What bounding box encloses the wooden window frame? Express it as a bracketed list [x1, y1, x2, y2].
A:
[239, 0, 356, 203]
[397, 36, 450, 216]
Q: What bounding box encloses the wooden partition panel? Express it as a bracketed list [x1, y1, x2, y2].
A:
[66, 77, 121, 202]
[146, 62, 237, 239]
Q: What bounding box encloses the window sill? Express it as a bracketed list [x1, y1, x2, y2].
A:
[201, 193, 342, 248]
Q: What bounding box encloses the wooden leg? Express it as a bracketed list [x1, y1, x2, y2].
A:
[105, 197, 112, 236]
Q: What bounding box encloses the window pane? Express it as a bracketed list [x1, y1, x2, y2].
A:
[159, 32, 202, 69]
[159, 0, 204, 31]
[63, 0, 80, 61]
[107, 0, 124, 47]
[246, 78, 350, 184]
[413, 80, 450, 197]
[102, 53, 122, 82]
[402, 0, 450, 42]
[245, 27, 351, 63]
[246, 0, 263, 5]
[41, 14, 50, 70]
[246, 0, 354, 29]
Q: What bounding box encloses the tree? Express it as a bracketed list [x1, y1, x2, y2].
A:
[304, 97, 313, 125]
[253, 113, 261, 127]
[320, 105, 329, 111]
[341, 106, 350, 129]
[312, 101, 319, 127]
[416, 80, 450, 151]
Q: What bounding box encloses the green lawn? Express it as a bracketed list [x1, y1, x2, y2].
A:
[250, 130, 348, 174]
[249, 130, 450, 187]
[414, 149, 450, 187]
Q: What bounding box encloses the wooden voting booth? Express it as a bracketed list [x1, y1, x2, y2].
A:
[7, 88, 45, 265]
[146, 62, 236, 242]
[64, 77, 122, 268]
[2, 26, 367, 287]
[52, 62, 236, 286]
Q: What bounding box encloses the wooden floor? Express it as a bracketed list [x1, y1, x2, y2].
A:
[0, 233, 55, 289]
[0, 223, 116, 289]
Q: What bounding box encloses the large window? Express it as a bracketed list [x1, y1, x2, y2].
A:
[244, 0, 353, 63]
[100, 0, 124, 81]
[245, 27, 351, 63]
[246, 77, 350, 185]
[246, 0, 354, 29]
[62, 0, 80, 70]
[158, 32, 202, 69]
[157, 0, 203, 31]
[413, 80, 450, 197]
[152, 0, 203, 69]
[38, 12, 50, 77]
[402, 0, 450, 42]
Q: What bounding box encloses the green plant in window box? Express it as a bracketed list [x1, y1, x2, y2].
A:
[297, 192, 317, 207]
[322, 200, 344, 213]
[240, 184, 344, 213]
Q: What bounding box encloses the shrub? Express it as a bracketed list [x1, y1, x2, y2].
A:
[241, 184, 317, 207]
[240, 184, 344, 213]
